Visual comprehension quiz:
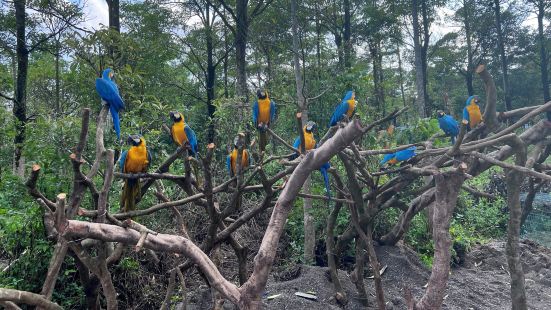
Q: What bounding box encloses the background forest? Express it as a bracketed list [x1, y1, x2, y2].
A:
[0, 0, 550, 309]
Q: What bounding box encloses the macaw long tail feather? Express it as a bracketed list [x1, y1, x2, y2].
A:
[320, 167, 331, 199]
[259, 130, 268, 152]
[451, 135, 456, 145]
[121, 179, 140, 213]
[191, 160, 202, 188]
[109, 104, 121, 140]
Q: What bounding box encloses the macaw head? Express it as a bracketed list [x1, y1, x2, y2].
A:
[343, 90, 354, 102]
[466, 95, 480, 107]
[102, 68, 114, 80]
[437, 110, 446, 118]
[169, 111, 184, 122]
[304, 121, 317, 133]
[233, 132, 246, 149]
[127, 134, 143, 147]
[257, 89, 268, 100]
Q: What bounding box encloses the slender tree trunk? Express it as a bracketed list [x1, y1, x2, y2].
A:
[315, 6, 321, 80]
[412, 0, 426, 117]
[223, 27, 229, 98]
[420, 0, 430, 107]
[343, 0, 352, 68]
[14, 0, 28, 177]
[206, 7, 216, 143]
[235, 0, 249, 105]
[291, 0, 314, 264]
[107, 0, 120, 32]
[536, 1, 551, 119]
[55, 40, 61, 115]
[396, 44, 407, 108]
[334, 33, 344, 69]
[463, 0, 475, 96]
[370, 40, 385, 114]
[493, 0, 512, 111]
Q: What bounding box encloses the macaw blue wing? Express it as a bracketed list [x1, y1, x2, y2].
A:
[252, 101, 259, 126]
[226, 155, 232, 176]
[147, 148, 152, 169]
[95, 78, 124, 111]
[184, 125, 198, 157]
[329, 101, 350, 127]
[438, 115, 459, 137]
[395, 146, 417, 162]
[380, 153, 395, 166]
[289, 136, 301, 160]
[119, 150, 128, 173]
[319, 162, 331, 199]
[462, 107, 470, 125]
[270, 100, 276, 123]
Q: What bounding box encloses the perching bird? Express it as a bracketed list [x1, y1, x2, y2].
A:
[95, 68, 125, 139]
[463, 95, 483, 130]
[329, 90, 356, 127]
[252, 89, 276, 152]
[290, 121, 331, 198]
[170, 111, 198, 157]
[437, 111, 459, 144]
[380, 146, 417, 167]
[120, 135, 151, 213]
[227, 134, 250, 177]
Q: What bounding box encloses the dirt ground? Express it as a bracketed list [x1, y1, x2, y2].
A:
[185, 240, 551, 309]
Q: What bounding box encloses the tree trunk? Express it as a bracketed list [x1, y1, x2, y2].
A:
[463, 0, 475, 96]
[536, 1, 551, 119]
[370, 40, 385, 113]
[493, 0, 512, 111]
[54, 40, 61, 115]
[107, 0, 120, 32]
[420, 0, 430, 108]
[506, 147, 528, 310]
[206, 6, 216, 143]
[396, 44, 407, 108]
[14, 0, 28, 177]
[412, 0, 426, 117]
[343, 0, 352, 68]
[235, 0, 249, 105]
[291, 0, 314, 264]
[223, 27, 229, 98]
[416, 170, 466, 309]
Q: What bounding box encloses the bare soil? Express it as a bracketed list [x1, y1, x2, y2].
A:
[186, 239, 551, 309]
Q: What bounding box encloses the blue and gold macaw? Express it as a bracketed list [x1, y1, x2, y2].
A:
[252, 89, 276, 152]
[95, 68, 125, 139]
[290, 121, 331, 198]
[120, 135, 151, 213]
[463, 95, 483, 130]
[170, 111, 198, 157]
[380, 146, 417, 167]
[437, 111, 459, 144]
[329, 90, 356, 127]
[227, 134, 250, 177]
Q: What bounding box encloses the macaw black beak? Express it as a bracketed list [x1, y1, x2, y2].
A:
[133, 137, 141, 145]
[169, 111, 180, 121]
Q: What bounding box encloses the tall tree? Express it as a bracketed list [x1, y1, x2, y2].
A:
[13, 0, 28, 176]
[527, 0, 550, 117]
[412, 0, 427, 117]
[106, 0, 120, 32]
[493, 0, 513, 111]
[207, 0, 274, 106]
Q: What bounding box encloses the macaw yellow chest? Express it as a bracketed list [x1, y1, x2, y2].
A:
[257, 98, 272, 124]
[303, 132, 316, 151]
[346, 99, 356, 117]
[467, 104, 482, 127]
[125, 145, 149, 173]
[230, 149, 249, 173]
[172, 121, 188, 145]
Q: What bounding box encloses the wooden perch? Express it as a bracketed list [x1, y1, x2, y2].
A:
[0, 288, 62, 310]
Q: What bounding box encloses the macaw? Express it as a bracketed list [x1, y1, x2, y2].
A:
[290, 121, 331, 198]
[120, 135, 151, 213]
[380, 146, 417, 167]
[329, 90, 356, 127]
[227, 135, 250, 177]
[463, 95, 483, 130]
[252, 89, 276, 152]
[170, 111, 198, 157]
[437, 111, 459, 144]
[95, 68, 125, 139]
